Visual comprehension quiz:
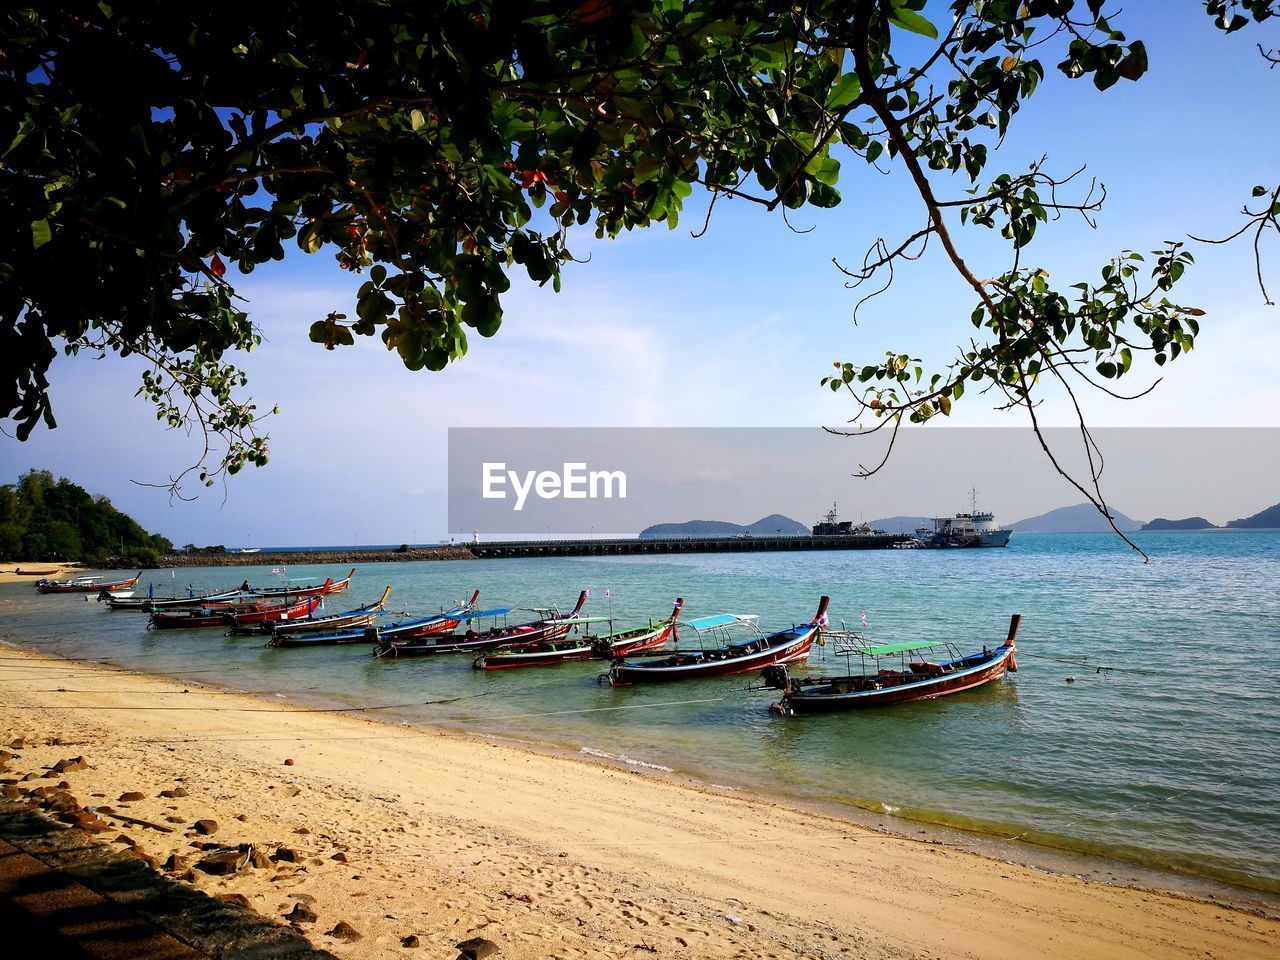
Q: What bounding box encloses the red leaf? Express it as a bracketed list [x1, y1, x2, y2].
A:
[210, 255, 226, 278]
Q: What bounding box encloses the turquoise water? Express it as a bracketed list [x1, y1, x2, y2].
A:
[2, 531, 1278, 893]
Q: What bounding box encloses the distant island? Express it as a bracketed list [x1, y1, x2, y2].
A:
[1141, 517, 1218, 531]
[638, 514, 809, 539]
[1225, 501, 1280, 529]
[1008, 503, 1144, 533]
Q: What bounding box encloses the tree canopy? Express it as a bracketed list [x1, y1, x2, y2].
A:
[0, 468, 174, 563]
[1, 1, 1276, 534]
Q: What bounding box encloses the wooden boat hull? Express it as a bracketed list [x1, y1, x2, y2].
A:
[770, 615, 1021, 715]
[102, 589, 246, 611]
[774, 645, 1015, 714]
[606, 598, 827, 686]
[38, 572, 140, 594]
[378, 622, 572, 658]
[473, 638, 595, 669]
[375, 590, 585, 659]
[254, 568, 355, 599]
[249, 586, 392, 637]
[281, 590, 480, 650]
[228, 597, 320, 627]
[150, 597, 317, 630]
[591, 599, 683, 659]
[607, 629, 814, 684]
[149, 611, 234, 629]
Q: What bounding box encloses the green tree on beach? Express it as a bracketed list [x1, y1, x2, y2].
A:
[0, 468, 173, 563]
[1, 2, 1276, 535]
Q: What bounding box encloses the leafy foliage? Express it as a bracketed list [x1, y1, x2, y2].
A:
[0, 1, 1275, 514]
[0, 468, 173, 563]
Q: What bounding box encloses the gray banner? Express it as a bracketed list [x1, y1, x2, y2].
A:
[447, 427, 1280, 537]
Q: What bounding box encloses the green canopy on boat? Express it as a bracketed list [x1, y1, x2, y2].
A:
[859, 639, 941, 657]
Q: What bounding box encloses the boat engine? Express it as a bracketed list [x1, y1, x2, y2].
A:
[760, 664, 790, 690]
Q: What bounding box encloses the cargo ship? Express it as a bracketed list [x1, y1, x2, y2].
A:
[915, 489, 1012, 548]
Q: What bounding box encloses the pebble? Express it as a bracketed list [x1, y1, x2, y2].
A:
[401, 934, 420, 948]
[287, 902, 318, 923]
[456, 937, 499, 960]
[196, 847, 249, 876]
[119, 791, 147, 802]
[193, 819, 218, 835]
[326, 921, 362, 943]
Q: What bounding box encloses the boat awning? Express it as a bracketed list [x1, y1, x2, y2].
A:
[464, 607, 513, 618]
[860, 639, 939, 657]
[679, 614, 759, 631]
[561, 616, 613, 625]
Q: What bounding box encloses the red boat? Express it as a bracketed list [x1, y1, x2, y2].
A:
[475, 598, 686, 670]
[254, 568, 355, 599]
[37, 571, 141, 594]
[604, 597, 828, 685]
[149, 595, 319, 630]
[764, 615, 1021, 714]
[591, 598, 684, 659]
[228, 596, 322, 628]
[377, 590, 588, 658]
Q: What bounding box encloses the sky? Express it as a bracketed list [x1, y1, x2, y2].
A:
[3, 2, 1278, 546]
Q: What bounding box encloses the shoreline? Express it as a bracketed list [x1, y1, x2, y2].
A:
[2, 645, 1277, 959]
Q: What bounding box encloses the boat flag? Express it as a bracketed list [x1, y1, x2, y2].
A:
[860, 610, 869, 628]
[603, 588, 610, 599]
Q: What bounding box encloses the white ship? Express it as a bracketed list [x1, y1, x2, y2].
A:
[918, 490, 1012, 549]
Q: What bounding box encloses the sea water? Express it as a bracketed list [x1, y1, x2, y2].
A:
[2, 531, 1277, 895]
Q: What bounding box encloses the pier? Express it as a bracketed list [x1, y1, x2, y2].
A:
[468, 533, 908, 559]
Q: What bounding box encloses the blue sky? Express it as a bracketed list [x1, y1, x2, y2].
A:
[3, 2, 1278, 545]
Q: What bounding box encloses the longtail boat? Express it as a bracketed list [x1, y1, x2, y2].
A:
[764, 614, 1021, 714]
[37, 571, 141, 595]
[237, 586, 392, 637]
[472, 617, 614, 670]
[255, 568, 355, 598]
[227, 595, 322, 629]
[591, 598, 683, 659]
[100, 588, 247, 611]
[15, 568, 60, 576]
[271, 591, 480, 648]
[376, 590, 588, 658]
[149, 595, 318, 630]
[603, 597, 828, 686]
[475, 598, 686, 670]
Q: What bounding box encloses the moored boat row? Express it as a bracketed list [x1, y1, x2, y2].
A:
[52, 568, 1021, 716]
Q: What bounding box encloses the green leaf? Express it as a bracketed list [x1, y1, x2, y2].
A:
[31, 219, 52, 249]
[3, 116, 36, 158]
[888, 6, 939, 40]
[826, 73, 862, 110]
[297, 223, 323, 254]
[634, 156, 664, 185]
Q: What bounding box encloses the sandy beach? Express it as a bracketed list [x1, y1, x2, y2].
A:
[1, 645, 1276, 960]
